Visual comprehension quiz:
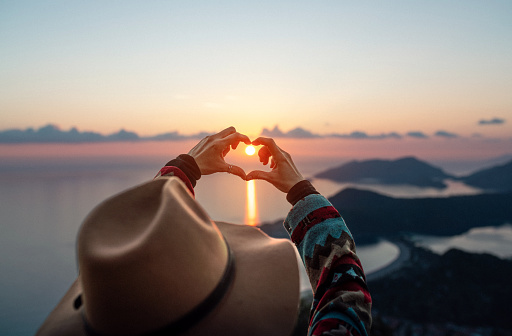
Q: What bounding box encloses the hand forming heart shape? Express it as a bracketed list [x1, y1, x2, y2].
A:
[187, 127, 304, 193]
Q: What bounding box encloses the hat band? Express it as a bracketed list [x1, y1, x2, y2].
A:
[83, 238, 236, 336]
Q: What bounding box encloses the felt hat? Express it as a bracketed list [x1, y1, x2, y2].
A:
[36, 176, 300, 336]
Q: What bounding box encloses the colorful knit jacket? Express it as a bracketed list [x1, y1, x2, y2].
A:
[285, 194, 372, 336]
[156, 156, 372, 336]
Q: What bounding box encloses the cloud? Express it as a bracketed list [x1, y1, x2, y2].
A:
[329, 131, 402, 139]
[0, 124, 105, 143]
[261, 125, 286, 137]
[406, 131, 429, 139]
[261, 126, 401, 139]
[0, 124, 205, 143]
[478, 118, 505, 125]
[434, 130, 458, 138]
[261, 125, 320, 138]
[146, 131, 208, 141]
[107, 129, 139, 141]
[0, 124, 472, 144]
[286, 127, 319, 138]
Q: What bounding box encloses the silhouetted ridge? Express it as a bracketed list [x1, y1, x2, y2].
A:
[369, 241, 512, 330]
[461, 159, 512, 192]
[330, 188, 512, 240]
[315, 157, 452, 188]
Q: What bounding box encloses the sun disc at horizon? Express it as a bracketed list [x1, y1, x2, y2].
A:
[245, 145, 256, 156]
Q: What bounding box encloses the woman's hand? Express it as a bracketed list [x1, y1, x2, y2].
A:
[188, 126, 251, 180]
[246, 137, 304, 193]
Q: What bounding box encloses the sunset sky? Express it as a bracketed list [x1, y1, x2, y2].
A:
[1, 1, 511, 142]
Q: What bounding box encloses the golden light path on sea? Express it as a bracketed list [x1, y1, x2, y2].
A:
[245, 179, 259, 226]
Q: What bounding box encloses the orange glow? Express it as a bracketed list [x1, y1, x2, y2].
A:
[245, 180, 259, 226]
[1, 138, 511, 168]
[245, 145, 256, 156]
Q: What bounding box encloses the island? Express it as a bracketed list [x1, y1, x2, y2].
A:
[314, 157, 453, 189]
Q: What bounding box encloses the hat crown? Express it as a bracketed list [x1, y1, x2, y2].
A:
[37, 177, 300, 336]
[78, 178, 228, 335]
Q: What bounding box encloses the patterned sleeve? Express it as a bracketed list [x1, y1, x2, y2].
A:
[284, 194, 372, 336]
[154, 166, 195, 197]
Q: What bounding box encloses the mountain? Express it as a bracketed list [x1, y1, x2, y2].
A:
[369, 240, 512, 332]
[259, 188, 512, 244]
[315, 157, 453, 188]
[330, 188, 512, 242]
[460, 159, 512, 192]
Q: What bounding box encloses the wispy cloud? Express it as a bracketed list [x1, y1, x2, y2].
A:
[261, 126, 319, 138]
[260, 125, 475, 140]
[0, 124, 205, 143]
[0, 124, 478, 144]
[330, 131, 402, 139]
[406, 131, 429, 139]
[434, 130, 459, 138]
[478, 118, 506, 125]
[261, 126, 401, 139]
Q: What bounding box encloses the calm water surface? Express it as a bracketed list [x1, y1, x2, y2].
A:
[413, 224, 512, 258]
[0, 158, 506, 335]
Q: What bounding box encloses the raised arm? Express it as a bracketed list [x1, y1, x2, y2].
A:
[247, 137, 372, 336]
[187, 126, 250, 180]
[155, 126, 251, 194]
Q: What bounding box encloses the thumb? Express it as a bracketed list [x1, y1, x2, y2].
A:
[227, 164, 247, 180]
[246, 170, 272, 182]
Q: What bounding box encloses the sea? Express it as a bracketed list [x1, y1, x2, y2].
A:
[1, 152, 511, 336]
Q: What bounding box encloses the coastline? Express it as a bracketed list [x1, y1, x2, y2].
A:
[366, 239, 411, 282]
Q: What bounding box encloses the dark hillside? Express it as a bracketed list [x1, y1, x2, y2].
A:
[461, 159, 512, 192]
[315, 157, 452, 188]
[330, 188, 512, 242]
[259, 189, 512, 244]
[369, 241, 512, 331]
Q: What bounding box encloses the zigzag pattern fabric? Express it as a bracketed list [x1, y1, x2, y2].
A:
[284, 195, 372, 336]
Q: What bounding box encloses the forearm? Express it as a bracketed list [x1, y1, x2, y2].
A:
[284, 190, 372, 335]
[154, 154, 201, 196]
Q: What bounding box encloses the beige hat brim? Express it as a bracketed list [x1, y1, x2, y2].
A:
[37, 211, 300, 336]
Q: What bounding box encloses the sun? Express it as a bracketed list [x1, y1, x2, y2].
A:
[245, 145, 256, 156]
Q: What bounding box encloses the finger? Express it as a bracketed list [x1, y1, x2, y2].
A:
[223, 132, 251, 146]
[270, 158, 276, 169]
[213, 126, 236, 140]
[225, 164, 246, 180]
[246, 170, 272, 182]
[222, 146, 230, 157]
[258, 146, 271, 165]
[252, 137, 284, 159]
[219, 132, 250, 152]
[231, 140, 241, 150]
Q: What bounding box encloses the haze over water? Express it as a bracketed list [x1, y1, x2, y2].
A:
[2, 1, 512, 334]
[2, 140, 511, 335]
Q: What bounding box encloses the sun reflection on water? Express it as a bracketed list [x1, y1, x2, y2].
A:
[245, 180, 259, 226]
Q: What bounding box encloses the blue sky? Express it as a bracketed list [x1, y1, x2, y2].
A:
[1, 1, 511, 139]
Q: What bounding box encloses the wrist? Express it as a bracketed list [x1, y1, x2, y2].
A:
[286, 180, 319, 206]
[165, 154, 201, 187]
